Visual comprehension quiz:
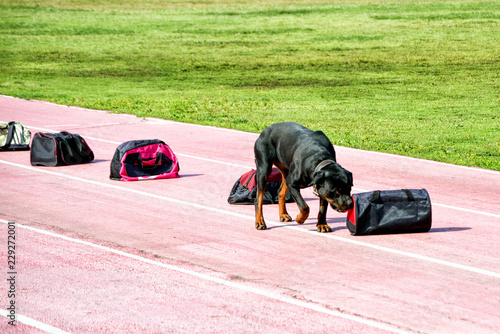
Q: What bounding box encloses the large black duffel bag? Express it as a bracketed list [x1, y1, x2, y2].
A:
[346, 189, 432, 235]
[30, 131, 94, 166]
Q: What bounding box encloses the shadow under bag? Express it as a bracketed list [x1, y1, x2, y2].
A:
[110, 139, 180, 181]
[346, 189, 432, 235]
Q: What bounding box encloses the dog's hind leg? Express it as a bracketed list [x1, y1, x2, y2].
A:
[277, 169, 292, 222]
[317, 198, 332, 233]
[254, 139, 273, 230]
[255, 184, 267, 230]
[255, 167, 272, 229]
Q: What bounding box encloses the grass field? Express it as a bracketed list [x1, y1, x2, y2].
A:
[0, 0, 498, 170]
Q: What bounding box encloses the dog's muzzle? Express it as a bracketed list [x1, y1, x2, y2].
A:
[313, 185, 353, 213]
[330, 196, 353, 213]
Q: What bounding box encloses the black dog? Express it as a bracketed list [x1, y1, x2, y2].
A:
[254, 122, 353, 232]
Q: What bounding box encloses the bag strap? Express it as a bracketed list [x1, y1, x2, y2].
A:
[371, 189, 415, 203]
[244, 171, 257, 187]
[136, 153, 163, 170]
[402, 189, 415, 201]
[56, 132, 77, 162]
[60, 131, 86, 153]
[370, 190, 381, 203]
[2, 122, 16, 148]
[41, 132, 80, 164]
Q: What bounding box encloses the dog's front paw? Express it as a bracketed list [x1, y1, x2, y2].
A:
[317, 224, 332, 233]
[296, 208, 310, 224]
[280, 214, 292, 222]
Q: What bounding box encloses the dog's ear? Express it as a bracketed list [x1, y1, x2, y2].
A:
[347, 170, 353, 186]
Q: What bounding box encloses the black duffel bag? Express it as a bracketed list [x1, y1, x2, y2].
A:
[346, 189, 432, 235]
[30, 131, 94, 166]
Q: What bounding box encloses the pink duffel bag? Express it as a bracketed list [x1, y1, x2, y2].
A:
[110, 139, 180, 181]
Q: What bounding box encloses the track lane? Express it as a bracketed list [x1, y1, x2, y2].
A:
[2, 220, 397, 334]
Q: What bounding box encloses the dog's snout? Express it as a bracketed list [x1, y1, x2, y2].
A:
[329, 195, 353, 213]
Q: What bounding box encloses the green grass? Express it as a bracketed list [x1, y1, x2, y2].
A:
[0, 0, 498, 170]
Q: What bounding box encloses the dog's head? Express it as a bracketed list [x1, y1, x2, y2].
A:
[312, 163, 353, 213]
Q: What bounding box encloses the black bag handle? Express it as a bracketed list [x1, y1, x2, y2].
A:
[137, 153, 163, 170]
[41, 132, 77, 163]
[56, 132, 77, 162]
[402, 189, 415, 201]
[244, 171, 257, 187]
[371, 189, 415, 203]
[60, 132, 93, 163]
[60, 131, 85, 153]
[371, 190, 381, 203]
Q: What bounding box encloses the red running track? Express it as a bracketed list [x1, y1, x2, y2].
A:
[0, 95, 499, 333]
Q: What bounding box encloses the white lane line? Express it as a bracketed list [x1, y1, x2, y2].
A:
[1, 159, 499, 279]
[351, 186, 500, 219]
[20, 124, 253, 169]
[9, 123, 500, 219]
[338, 145, 500, 176]
[173, 152, 253, 169]
[0, 309, 71, 333]
[430, 202, 500, 218]
[0, 219, 409, 334]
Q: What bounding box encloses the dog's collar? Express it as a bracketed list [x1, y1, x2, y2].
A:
[312, 159, 337, 197]
[314, 159, 337, 173]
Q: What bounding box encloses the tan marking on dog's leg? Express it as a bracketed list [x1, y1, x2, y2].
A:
[255, 189, 267, 230]
[278, 173, 292, 222]
[317, 198, 332, 233]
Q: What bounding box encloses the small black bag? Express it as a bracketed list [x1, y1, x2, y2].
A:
[30, 131, 94, 166]
[228, 168, 294, 205]
[0, 121, 31, 151]
[346, 189, 432, 235]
